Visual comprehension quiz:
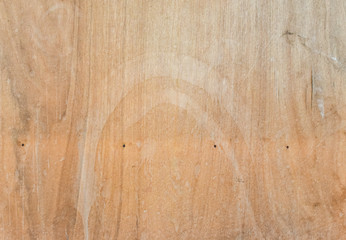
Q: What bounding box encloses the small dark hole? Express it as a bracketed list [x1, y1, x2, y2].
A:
[214, 145, 217, 148]
[286, 146, 289, 149]
[123, 144, 126, 148]
[22, 144, 25, 147]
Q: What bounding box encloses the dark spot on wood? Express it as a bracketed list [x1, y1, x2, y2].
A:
[237, 178, 244, 183]
[123, 144, 126, 148]
[313, 202, 320, 208]
[283, 30, 294, 36]
[286, 146, 289, 149]
[214, 145, 217, 148]
[22, 143, 25, 147]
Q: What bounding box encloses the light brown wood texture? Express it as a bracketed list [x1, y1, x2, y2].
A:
[0, 0, 346, 239]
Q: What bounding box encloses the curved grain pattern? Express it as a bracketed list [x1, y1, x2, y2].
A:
[89, 78, 255, 239]
[0, 0, 345, 239]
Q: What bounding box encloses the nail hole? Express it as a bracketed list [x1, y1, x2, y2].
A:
[286, 146, 289, 149]
[22, 144, 25, 147]
[214, 145, 217, 148]
[123, 144, 126, 148]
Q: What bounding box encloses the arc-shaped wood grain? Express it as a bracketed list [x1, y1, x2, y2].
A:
[72, 52, 253, 234]
[87, 77, 256, 239]
[0, 0, 345, 239]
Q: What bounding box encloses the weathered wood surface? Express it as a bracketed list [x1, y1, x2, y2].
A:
[0, 0, 345, 239]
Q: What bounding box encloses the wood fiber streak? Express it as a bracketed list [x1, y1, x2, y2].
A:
[0, 0, 345, 239]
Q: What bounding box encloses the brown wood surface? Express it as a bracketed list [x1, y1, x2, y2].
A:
[0, 0, 345, 239]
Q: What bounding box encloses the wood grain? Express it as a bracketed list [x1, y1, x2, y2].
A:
[0, 0, 345, 239]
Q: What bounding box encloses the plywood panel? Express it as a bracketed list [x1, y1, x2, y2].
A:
[0, 0, 345, 239]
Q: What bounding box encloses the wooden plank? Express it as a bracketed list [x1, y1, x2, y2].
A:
[0, 0, 345, 239]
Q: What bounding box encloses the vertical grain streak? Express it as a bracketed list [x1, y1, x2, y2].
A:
[69, 1, 81, 239]
[135, 214, 139, 240]
[136, 169, 141, 240]
[311, 68, 314, 109]
[77, 1, 95, 239]
[114, 2, 127, 239]
[115, 155, 124, 240]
